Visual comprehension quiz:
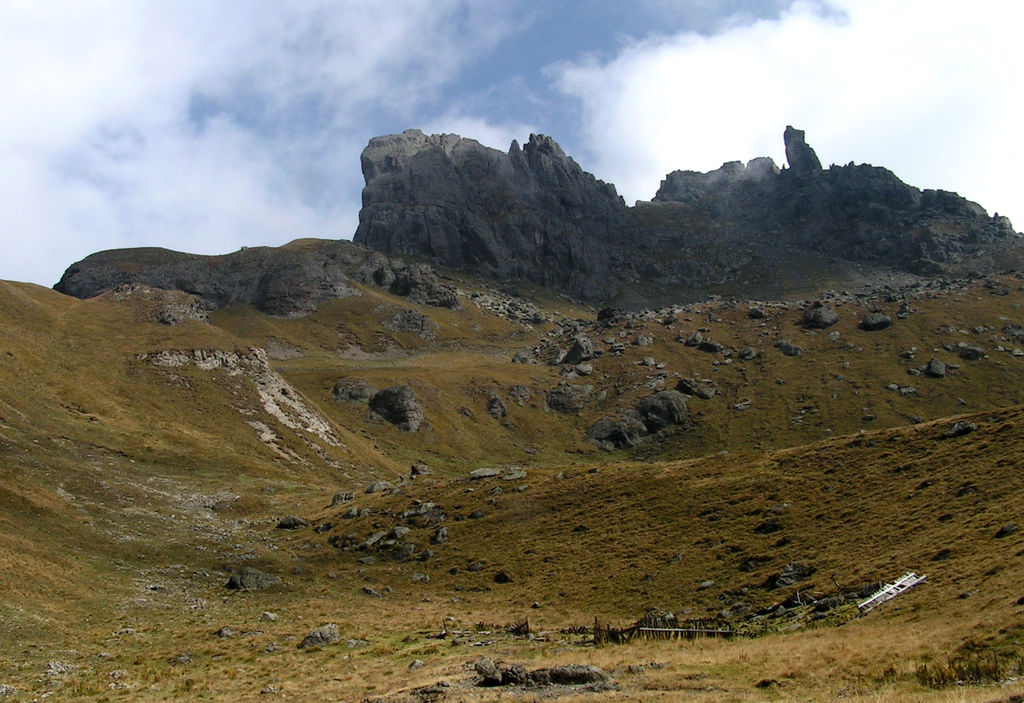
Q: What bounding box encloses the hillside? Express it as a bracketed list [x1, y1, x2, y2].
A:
[1, 271, 1024, 700]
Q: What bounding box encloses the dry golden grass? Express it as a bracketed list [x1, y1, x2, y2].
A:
[2, 275, 1024, 700]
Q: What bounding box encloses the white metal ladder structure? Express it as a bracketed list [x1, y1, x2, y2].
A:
[857, 572, 927, 613]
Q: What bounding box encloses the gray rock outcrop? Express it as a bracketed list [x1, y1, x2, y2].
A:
[369, 385, 424, 432]
[354, 129, 628, 301]
[54, 239, 458, 317]
[225, 567, 282, 591]
[356, 126, 1023, 307]
[783, 125, 822, 174]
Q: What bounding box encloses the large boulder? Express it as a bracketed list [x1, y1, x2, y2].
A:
[369, 385, 424, 432]
[298, 624, 340, 649]
[633, 390, 688, 432]
[587, 415, 648, 451]
[225, 567, 282, 591]
[546, 385, 593, 413]
[802, 303, 838, 329]
[332, 379, 378, 403]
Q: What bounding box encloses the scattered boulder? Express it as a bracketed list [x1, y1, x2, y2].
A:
[470, 467, 501, 479]
[776, 339, 803, 357]
[859, 312, 892, 331]
[633, 390, 688, 432]
[587, 415, 648, 451]
[542, 665, 611, 686]
[802, 303, 838, 329]
[768, 562, 813, 589]
[475, 658, 503, 686]
[276, 516, 308, 530]
[683, 331, 703, 347]
[959, 345, 985, 361]
[332, 378, 378, 403]
[941, 421, 977, 439]
[382, 307, 437, 339]
[563, 336, 594, 365]
[298, 624, 340, 649]
[365, 480, 392, 494]
[923, 358, 946, 378]
[226, 567, 282, 591]
[676, 377, 716, 399]
[995, 523, 1018, 538]
[431, 527, 448, 545]
[487, 395, 507, 419]
[508, 385, 532, 406]
[330, 491, 355, 506]
[546, 385, 593, 413]
[369, 385, 424, 432]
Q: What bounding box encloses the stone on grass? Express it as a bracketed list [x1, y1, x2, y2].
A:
[226, 567, 282, 591]
[298, 623, 340, 649]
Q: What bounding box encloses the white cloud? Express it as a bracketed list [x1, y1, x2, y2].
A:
[0, 1, 520, 285]
[553, 0, 1024, 227]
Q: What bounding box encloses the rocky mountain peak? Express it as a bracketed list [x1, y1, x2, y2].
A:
[783, 124, 823, 173]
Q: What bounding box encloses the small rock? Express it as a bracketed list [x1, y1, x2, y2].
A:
[941, 421, 977, 439]
[362, 586, 383, 598]
[470, 467, 502, 479]
[487, 396, 507, 419]
[213, 626, 235, 638]
[365, 480, 392, 494]
[260, 611, 278, 622]
[298, 623, 340, 649]
[475, 657, 502, 686]
[995, 523, 1018, 538]
[803, 303, 838, 329]
[276, 516, 308, 530]
[226, 567, 282, 591]
[775, 340, 803, 357]
[409, 659, 425, 670]
[331, 492, 355, 506]
[959, 345, 986, 361]
[494, 571, 512, 584]
[859, 312, 892, 331]
[545, 664, 611, 686]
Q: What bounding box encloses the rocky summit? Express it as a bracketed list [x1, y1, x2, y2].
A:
[356, 126, 1023, 307]
[354, 129, 628, 301]
[56, 125, 1022, 313]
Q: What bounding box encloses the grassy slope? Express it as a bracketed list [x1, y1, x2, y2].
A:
[1, 276, 1023, 700]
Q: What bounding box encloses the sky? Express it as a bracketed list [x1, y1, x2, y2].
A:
[2, 0, 1022, 286]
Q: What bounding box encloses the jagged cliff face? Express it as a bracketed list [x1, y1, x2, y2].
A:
[356, 126, 1024, 306]
[354, 129, 630, 300]
[55, 126, 1024, 312]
